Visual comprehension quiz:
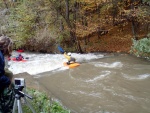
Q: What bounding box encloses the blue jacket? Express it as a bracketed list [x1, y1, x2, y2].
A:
[0, 51, 10, 91]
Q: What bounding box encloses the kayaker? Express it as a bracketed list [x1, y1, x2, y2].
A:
[64, 52, 76, 65]
[16, 53, 24, 61]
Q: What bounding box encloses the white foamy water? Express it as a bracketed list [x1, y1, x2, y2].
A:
[8, 51, 104, 75]
[122, 73, 150, 80]
[93, 62, 123, 68]
[85, 71, 111, 83]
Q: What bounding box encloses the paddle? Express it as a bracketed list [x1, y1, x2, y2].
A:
[57, 45, 64, 54]
[25, 57, 29, 59]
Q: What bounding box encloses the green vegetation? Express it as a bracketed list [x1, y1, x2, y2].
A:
[9, 3, 36, 48]
[0, 0, 149, 55]
[131, 34, 150, 60]
[21, 88, 70, 113]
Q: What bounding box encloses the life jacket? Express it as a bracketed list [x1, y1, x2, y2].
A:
[64, 52, 71, 60]
[64, 52, 76, 62]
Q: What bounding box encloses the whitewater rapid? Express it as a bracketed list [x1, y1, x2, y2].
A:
[8, 51, 104, 75]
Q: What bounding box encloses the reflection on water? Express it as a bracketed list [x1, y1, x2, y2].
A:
[36, 54, 150, 113]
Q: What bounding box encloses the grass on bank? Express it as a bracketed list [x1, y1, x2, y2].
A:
[21, 88, 70, 113]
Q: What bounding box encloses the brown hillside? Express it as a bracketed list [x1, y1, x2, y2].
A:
[80, 22, 146, 53]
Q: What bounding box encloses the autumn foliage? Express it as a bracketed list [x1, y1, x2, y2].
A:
[0, 0, 149, 54]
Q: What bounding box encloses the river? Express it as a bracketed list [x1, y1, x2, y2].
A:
[8, 51, 150, 113]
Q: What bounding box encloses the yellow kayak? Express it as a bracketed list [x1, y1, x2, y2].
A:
[63, 62, 80, 68]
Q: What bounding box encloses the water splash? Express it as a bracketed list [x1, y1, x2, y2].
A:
[85, 71, 111, 83]
[122, 73, 150, 80]
[93, 62, 123, 68]
[8, 51, 104, 75]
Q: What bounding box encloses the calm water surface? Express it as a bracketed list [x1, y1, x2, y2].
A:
[36, 54, 150, 113]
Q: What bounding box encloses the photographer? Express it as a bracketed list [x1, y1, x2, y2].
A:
[0, 35, 15, 113]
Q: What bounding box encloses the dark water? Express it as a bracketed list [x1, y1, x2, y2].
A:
[36, 54, 150, 113]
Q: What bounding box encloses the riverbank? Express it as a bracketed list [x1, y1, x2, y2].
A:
[15, 73, 47, 94]
[14, 72, 70, 112]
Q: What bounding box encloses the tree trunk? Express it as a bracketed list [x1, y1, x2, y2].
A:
[73, 1, 83, 53]
[3, 0, 9, 9]
[112, 0, 117, 25]
[65, 0, 69, 20]
[130, 0, 138, 40]
[131, 19, 138, 40]
[146, 23, 150, 35]
[60, 19, 64, 31]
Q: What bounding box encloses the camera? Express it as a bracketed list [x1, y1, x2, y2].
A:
[14, 78, 25, 87]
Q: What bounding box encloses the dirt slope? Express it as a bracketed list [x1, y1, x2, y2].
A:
[81, 23, 140, 53]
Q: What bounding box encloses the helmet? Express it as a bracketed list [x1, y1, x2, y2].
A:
[0, 36, 13, 56]
[67, 52, 71, 56]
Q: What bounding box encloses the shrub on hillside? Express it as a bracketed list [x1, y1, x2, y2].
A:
[130, 34, 150, 60]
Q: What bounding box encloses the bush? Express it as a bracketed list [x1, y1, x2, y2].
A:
[130, 34, 150, 60]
